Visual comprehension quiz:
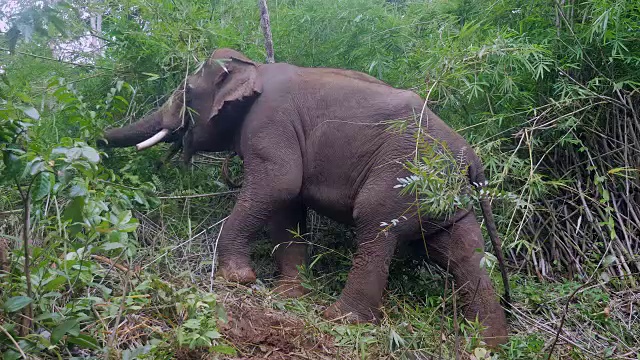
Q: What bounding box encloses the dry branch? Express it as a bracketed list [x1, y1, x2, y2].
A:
[91, 255, 135, 274]
[156, 190, 239, 199]
[0, 237, 7, 274]
[512, 94, 640, 283]
[258, 0, 275, 63]
[0, 47, 113, 70]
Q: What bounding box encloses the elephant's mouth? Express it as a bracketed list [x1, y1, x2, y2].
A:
[132, 105, 194, 160]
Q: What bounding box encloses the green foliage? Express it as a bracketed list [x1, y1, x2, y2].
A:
[3, 296, 33, 313]
[393, 140, 474, 221]
[3, 1, 72, 53]
[174, 292, 227, 349]
[0, 67, 227, 357]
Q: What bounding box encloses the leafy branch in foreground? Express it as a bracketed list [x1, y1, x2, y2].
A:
[392, 138, 523, 222]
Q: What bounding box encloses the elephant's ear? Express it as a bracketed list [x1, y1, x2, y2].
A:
[208, 56, 262, 121]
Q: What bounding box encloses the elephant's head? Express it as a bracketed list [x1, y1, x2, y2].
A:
[101, 48, 262, 161]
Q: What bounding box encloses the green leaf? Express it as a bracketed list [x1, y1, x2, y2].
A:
[204, 330, 221, 339]
[16, 92, 32, 104]
[51, 147, 69, 157]
[101, 242, 126, 251]
[603, 255, 617, 267]
[1, 73, 11, 86]
[51, 318, 80, 344]
[67, 334, 100, 350]
[2, 349, 21, 360]
[34, 312, 60, 321]
[216, 303, 228, 323]
[42, 275, 68, 292]
[63, 196, 85, 235]
[143, 72, 160, 81]
[21, 107, 40, 120]
[3, 148, 26, 179]
[118, 218, 139, 233]
[31, 171, 54, 200]
[3, 296, 33, 312]
[46, 13, 68, 36]
[118, 210, 132, 224]
[133, 190, 149, 207]
[182, 319, 201, 329]
[211, 345, 237, 355]
[69, 183, 88, 197]
[81, 146, 100, 163]
[28, 159, 45, 175]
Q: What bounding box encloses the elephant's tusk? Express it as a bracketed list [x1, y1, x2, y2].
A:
[136, 129, 170, 151]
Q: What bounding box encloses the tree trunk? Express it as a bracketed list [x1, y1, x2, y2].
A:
[89, 11, 104, 56]
[258, 0, 275, 64]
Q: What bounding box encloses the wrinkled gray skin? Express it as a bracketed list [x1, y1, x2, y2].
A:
[101, 48, 509, 347]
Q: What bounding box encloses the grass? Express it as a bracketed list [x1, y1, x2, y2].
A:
[97, 193, 638, 360]
[2, 149, 635, 358]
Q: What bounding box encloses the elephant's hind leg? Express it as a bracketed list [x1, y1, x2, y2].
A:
[269, 200, 309, 298]
[323, 225, 398, 323]
[426, 213, 508, 348]
[324, 166, 418, 322]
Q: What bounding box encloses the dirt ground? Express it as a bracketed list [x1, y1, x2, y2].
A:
[174, 281, 343, 360]
[218, 301, 338, 360]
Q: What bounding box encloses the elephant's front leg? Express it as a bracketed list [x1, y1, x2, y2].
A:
[270, 201, 309, 297]
[215, 193, 262, 283]
[216, 140, 303, 284]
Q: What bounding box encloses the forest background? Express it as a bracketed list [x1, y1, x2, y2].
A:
[0, 0, 638, 359]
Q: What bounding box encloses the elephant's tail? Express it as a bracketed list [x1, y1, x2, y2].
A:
[471, 170, 512, 309]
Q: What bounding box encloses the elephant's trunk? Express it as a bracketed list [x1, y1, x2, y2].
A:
[101, 111, 165, 149]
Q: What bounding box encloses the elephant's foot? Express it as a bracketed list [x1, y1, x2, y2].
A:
[463, 289, 509, 348]
[272, 277, 308, 298]
[218, 260, 256, 284]
[478, 322, 508, 349]
[322, 299, 380, 324]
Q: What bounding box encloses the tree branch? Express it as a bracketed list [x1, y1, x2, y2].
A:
[258, 0, 275, 64]
[16, 180, 32, 337]
[0, 323, 26, 359]
[0, 47, 114, 70]
[156, 190, 239, 199]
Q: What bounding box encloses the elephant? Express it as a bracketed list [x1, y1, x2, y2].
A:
[100, 48, 510, 347]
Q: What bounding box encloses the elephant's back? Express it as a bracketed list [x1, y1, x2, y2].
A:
[259, 63, 424, 126]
